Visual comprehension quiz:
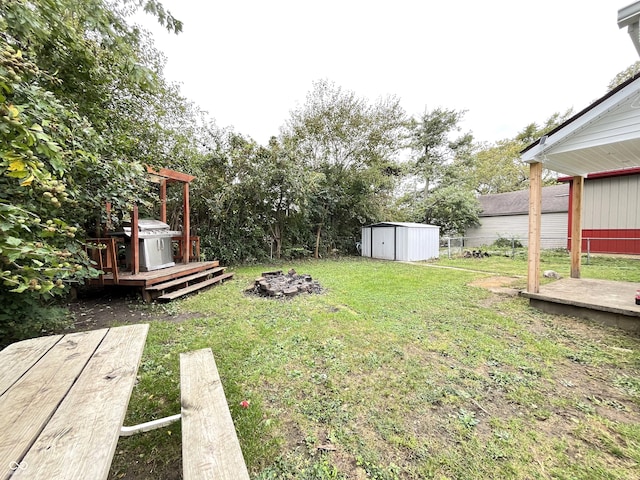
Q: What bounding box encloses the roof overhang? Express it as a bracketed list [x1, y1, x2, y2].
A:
[363, 222, 439, 228]
[521, 74, 640, 177]
[619, 1, 640, 56]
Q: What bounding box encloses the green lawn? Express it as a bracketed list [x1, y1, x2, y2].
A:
[109, 255, 640, 480]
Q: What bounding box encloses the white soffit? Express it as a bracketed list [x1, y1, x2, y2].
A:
[521, 78, 640, 176]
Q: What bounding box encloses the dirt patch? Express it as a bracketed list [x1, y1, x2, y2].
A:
[67, 287, 199, 331]
[469, 276, 522, 296]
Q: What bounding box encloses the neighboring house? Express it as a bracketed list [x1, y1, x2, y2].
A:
[465, 184, 569, 248]
[559, 167, 640, 254]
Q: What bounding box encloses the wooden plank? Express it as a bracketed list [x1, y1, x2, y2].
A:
[158, 273, 234, 301]
[180, 349, 250, 480]
[12, 324, 149, 480]
[527, 161, 542, 294]
[147, 166, 196, 184]
[87, 261, 221, 288]
[0, 335, 62, 396]
[570, 175, 584, 278]
[0, 330, 108, 479]
[145, 267, 226, 292]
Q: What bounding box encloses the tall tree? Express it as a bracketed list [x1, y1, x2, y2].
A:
[397, 107, 480, 234]
[281, 79, 407, 257]
[0, 0, 183, 343]
[409, 108, 471, 196]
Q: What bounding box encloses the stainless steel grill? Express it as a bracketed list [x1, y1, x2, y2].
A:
[120, 219, 182, 271]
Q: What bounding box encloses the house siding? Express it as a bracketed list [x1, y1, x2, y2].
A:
[582, 175, 640, 229]
[466, 213, 567, 249]
[564, 173, 640, 254]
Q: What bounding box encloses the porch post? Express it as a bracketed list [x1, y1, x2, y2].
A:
[527, 161, 542, 293]
[570, 175, 584, 278]
[182, 182, 190, 263]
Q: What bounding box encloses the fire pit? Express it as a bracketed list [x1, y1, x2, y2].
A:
[246, 269, 323, 298]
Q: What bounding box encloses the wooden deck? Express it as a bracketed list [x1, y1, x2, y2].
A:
[89, 261, 220, 288]
[87, 261, 234, 302]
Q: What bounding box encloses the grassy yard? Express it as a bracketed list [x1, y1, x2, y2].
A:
[109, 255, 640, 479]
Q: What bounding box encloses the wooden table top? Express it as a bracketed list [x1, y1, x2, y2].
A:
[0, 324, 149, 480]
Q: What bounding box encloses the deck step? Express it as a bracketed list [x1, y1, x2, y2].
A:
[146, 267, 226, 292]
[157, 272, 234, 302]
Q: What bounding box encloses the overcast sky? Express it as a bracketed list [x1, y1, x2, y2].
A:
[134, 1, 639, 146]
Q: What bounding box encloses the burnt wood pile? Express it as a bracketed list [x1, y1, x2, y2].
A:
[247, 269, 323, 298]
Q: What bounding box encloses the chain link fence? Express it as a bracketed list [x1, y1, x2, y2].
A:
[441, 235, 640, 263]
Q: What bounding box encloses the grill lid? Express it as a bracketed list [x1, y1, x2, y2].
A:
[122, 219, 181, 237]
[137, 219, 171, 231]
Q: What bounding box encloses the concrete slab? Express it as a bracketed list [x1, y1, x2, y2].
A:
[521, 278, 640, 332]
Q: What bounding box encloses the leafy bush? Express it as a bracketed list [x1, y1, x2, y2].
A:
[493, 236, 523, 248]
[0, 292, 70, 348]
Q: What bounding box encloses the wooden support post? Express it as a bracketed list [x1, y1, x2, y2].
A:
[182, 182, 190, 263]
[131, 205, 139, 275]
[527, 161, 542, 293]
[105, 202, 112, 232]
[160, 179, 167, 224]
[570, 175, 584, 278]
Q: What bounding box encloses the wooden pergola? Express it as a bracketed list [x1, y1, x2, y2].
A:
[521, 73, 640, 293]
[142, 166, 196, 271]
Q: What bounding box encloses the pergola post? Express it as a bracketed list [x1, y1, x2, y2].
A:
[160, 179, 167, 224]
[131, 205, 139, 275]
[527, 161, 543, 293]
[146, 166, 196, 265]
[570, 176, 584, 278]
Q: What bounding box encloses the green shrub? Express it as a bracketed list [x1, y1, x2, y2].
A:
[493, 236, 523, 248]
[0, 291, 70, 347]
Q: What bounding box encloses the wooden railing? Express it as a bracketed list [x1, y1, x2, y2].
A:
[172, 236, 200, 263]
[85, 237, 120, 284]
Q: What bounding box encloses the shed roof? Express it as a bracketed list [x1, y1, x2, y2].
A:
[520, 73, 640, 176]
[364, 222, 439, 228]
[477, 184, 569, 217]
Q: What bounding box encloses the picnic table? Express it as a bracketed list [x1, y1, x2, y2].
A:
[0, 324, 149, 480]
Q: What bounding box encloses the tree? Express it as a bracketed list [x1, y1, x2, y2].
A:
[409, 107, 472, 196]
[396, 107, 480, 232]
[467, 140, 529, 195]
[418, 186, 481, 236]
[281, 79, 407, 257]
[0, 0, 182, 343]
[464, 110, 574, 196]
[252, 137, 315, 259]
[608, 61, 640, 91]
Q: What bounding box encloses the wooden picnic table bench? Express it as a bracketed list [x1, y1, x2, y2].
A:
[0, 326, 249, 480]
[180, 349, 250, 480]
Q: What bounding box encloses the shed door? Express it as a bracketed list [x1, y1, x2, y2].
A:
[372, 227, 395, 260]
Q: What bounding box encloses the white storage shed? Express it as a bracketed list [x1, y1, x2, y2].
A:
[361, 222, 440, 261]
